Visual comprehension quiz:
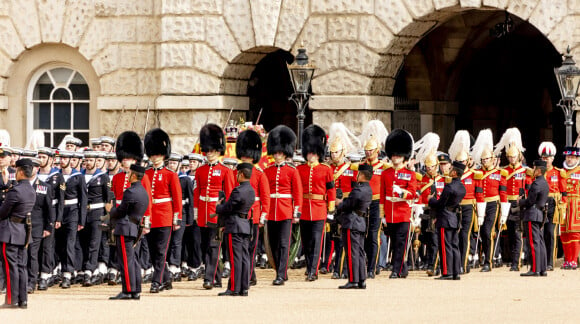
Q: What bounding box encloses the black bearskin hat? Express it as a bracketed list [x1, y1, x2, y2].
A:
[267, 125, 296, 158]
[302, 124, 326, 162]
[236, 130, 262, 164]
[385, 129, 414, 161]
[115, 131, 144, 162]
[144, 128, 171, 159]
[200, 123, 225, 155]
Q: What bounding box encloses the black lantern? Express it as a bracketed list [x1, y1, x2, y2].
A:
[555, 46, 580, 146]
[288, 48, 316, 150]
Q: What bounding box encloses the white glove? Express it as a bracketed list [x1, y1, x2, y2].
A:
[293, 206, 301, 221]
[412, 215, 421, 228]
[476, 202, 487, 219]
[500, 202, 511, 225]
[259, 213, 267, 225]
[381, 218, 387, 226]
[393, 185, 403, 197]
[193, 208, 198, 221]
[327, 213, 334, 221]
[413, 205, 424, 219]
[478, 216, 484, 226]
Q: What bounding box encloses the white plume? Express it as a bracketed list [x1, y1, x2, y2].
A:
[494, 127, 525, 156]
[328, 122, 361, 154]
[414, 132, 440, 166]
[25, 130, 45, 150]
[471, 129, 493, 164]
[0, 129, 10, 147]
[358, 120, 389, 149]
[448, 130, 470, 161]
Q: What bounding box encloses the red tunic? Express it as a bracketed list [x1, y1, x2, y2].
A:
[193, 162, 235, 228]
[264, 162, 302, 221]
[366, 159, 386, 199]
[475, 168, 508, 203]
[417, 173, 444, 205]
[380, 166, 417, 223]
[246, 166, 270, 224]
[111, 171, 152, 218]
[145, 167, 183, 228]
[503, 164, 532, 201]
[546, 167, 567, 203]
[297, 162, 336, 221]
[460, 169, 479, 204]
[330, 162, 357, 197]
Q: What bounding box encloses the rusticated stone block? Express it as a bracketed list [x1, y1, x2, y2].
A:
[529, 0, 567, 35]
[313, 110, 392, 137]
[79, 18, 110, 60]
[482, 0, 509, 8]
[220, 79, 247, 95]
[251, 0, 281, 46]
[10, 0, 41, 48]
[116, 0, 154, 16]
[369, 77, 396, 96]
[62, 0, 95, 47]
[375, 55, 405, 78]
[507, 0, 540, 20]
[224, 0, 255, 50]
[110, 17, 138, 42]
[95, 0, 116, 16]
[160, 69, 221, 94]
[295, 16, 327, 54]
[312, 70, 371, 95]
[375, 0, 413, 34]
[221, 63, 254, 80]
[137, 70, 158, 95]
[158, 43, 194, 68]
[0, 18, 25, 59]
[0, 51, 11, 78]
[161, 16, 205, 42]
[161, 0, 192, 14]
[403, 0, 435, 19]
[191, 0, 223, 14]
[328, 16, 358, 41]
[137, 17, 160, 42]
[37, 0, 66, 43]
[275, 0, 308, 50]
[311, 43, 340, 75]
[339, 43, 381, 76]
[119, 44, 155, 69]
[192, 43, 228, 77]
[311, 0, 373, 14]
[399, 21, 437, 37]
[358, 16, 394, 53]
[386, 36, 421, 55]
[460, 0, 482, 7]
[433, 0, 460, 9]
[205, 16, 240, 61]
[91, 45, 119, 76]
[100, 70, 138, 95]
[548, 16, 580, 53]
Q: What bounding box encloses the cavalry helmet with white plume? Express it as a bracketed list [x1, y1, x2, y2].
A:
[328, 122, 360, 158]
[448, 130, 471, 162]
[494, 127, 525, 159]
[358, 120, 388, 152]
[471, 129, 494, 164]
[414, 132, 440, 168]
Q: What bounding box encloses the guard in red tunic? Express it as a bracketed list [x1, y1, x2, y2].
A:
[264, 125, 302, 285]
[380, 129, 417, 279]
[143, 128, 183, 293]
[297, 125, 336, 281]
[235, 130, 270, 286]
[539, 142, 567, 271]
[193, 124, 236, 289]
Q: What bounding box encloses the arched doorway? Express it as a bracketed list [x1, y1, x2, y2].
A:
[393, 10, 563, 163]
[247, 49, 312, 133]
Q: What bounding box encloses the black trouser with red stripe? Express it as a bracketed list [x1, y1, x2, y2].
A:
[226, 233, 250, 293]
[200, 227, 221, 284]
[146, 227, 171, 285]
[437, 227, 460, 276]
[459, 204, 473, 270]
[116, 235, 141, 293]
[1, 242, 27, 305]
[249, 224, 259, 282]
[386, 222, 410, 277]
[524, 221, 547, 273]
[300, 219, 325, 276]
[267, 220, 292, 280]
[342, 228, 365, 283]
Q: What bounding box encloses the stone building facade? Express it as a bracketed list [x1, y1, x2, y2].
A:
[0, 0, 578, 153]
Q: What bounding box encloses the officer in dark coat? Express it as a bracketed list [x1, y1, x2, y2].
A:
[27, 158, 55, 293]
[337, 164, 373, 289]
[428, 161, 466, 280]
[0, 158, 37, 308]
[216, 163, 255, 296]
[519, 160, 549, 277]
[109, 164, 150, 300]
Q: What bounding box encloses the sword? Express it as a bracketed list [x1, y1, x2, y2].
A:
[132, 105, 139, 130]
[112, 105, 126, 138]
[255, 107, 263, 125]
[473, 229, 481, 267]
[223, 107, 234, 130]
[143, 103, 151, 135]
[322, 224, 327, 263]
[493, 226, 503, 263]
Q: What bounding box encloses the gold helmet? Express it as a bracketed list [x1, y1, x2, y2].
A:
[364, 136, 379, 151]
[495, 128, 524, 160]
[328, 122, 360, 161]
[506, 143, 520, 158]
[455, 150, 469, 162]
[481, 147, 494, 160]
[359, 120, 388, 153]
[424, 152, 438, 168]
[472, 129, 494, 164]
[415, 132, 440, 168]
[329, 137, 345, 153]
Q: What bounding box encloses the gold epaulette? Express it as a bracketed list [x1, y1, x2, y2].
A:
[445, 176, 452, 184]
[559, 168, 567, 178]
[526, 167, 534, 177]
[415, 172, 423, 182]
[473, 170, 483, 180]
[500, 169, 509, 177]
[350, 162, 359, 171]
[321, 163, 332, 169]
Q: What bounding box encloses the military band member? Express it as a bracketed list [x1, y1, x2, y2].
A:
[235, 130, 270, 286]
[264, 125, 302, 285]
[56, 150, 88, 288]
[193, 124, 235, 289]
[561, 146, 580, 269]
[519, 160, 549, 276]
[337, 164, 372, 289]
[144, 128, 183, 293]
[538, 142, 567, 271]
[380, 129, 417, 279]
[0, 158, 36, 308]
[298, 125, 336, 281]
[216, 163, 255, 296]
[429, 161, 466, 280]
[109, 164, 150, 300]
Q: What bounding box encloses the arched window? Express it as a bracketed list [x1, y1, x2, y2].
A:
[28, 67, 90, 147]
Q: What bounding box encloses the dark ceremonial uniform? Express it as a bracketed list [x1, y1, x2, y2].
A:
[182, 169, 203, 275]
[216, 181, 255, 294]
[429, 177, 466, 278]
[27, 178, 54, 290]
[338, 182, 372, 284]
[519, 174, 549, 275]
[0, 179, 36, 306]
[544, 166, 566, 269]
[168, 172, 194, 273]
[417, 172, 444, 272]
[247, 166, 270, 284]
[111, 181, 149, 294]
[363, 159, 385, 276]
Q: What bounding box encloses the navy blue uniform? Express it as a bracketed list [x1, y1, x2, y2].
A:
[110, 181, 149, 294]
[0, 180, 36, 306]
[168, 173, 194, 270]
[27, 178, 54, 290]
[216, 181, 255, 294]
[519, 175, 549, 274]
[337, 182, 372, 284]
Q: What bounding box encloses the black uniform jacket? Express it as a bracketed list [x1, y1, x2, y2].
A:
[216, 181, 255, 235]
[111, 181, 149, 238]
[31, 178, 55, 237]
[61, 170, 88, 225]
[0, 167, 16, 204]
[0, 180, 36, 245]
[518, 175, 549, 223]
[38, 168, 65, 226]
[337, 182, 372, 232]
[85, 170, 111, 222]
[179, 173, 194, 226]
[429, 177, 466, 229]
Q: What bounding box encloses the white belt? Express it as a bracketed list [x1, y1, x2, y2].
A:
[153, 197, 173, 204]
[199, 196, 219, 202]
[270, 193, 292, 199]
[64, 198, 78, 206]
[88, 202, 105, 210]
[52, 199, 58, 206]
[116, 199, 122, 205]
[385, 196, 408, 203]
[182, 198, 189, 205]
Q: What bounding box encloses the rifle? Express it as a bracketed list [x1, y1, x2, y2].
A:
[24, 213, 32, 249]
[134, 216, 151, 248]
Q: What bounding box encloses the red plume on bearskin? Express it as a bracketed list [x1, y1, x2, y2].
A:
[267, 125, 296, 158]
[115, 131, 143, 162]
[385, 129, 414, 161]
[200, 123, 225, 155]
[236, 130, 262, 164]
[302, 124, 326, 162]
[144, 128, 171, 159]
